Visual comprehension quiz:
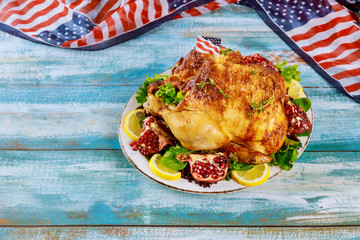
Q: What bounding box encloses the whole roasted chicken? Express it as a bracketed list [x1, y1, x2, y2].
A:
[142, 48, 311, 165]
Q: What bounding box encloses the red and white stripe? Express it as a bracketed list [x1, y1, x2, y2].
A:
[0, 0, 73, 36]
[286, 0, 360, 96]
[173, 0, 236, 19]
[195, 36, 220, 55]
[0, 0, 231, 49]
[63, 0, 171, 47]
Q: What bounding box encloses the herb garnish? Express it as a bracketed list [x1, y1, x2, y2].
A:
[248, 91, 275, 117]
[136, 74, 170, 106]
[197, 78, 230, 98]
[220, 48, 234, 56]
[250, 70, 262, 75]
[155, 83, 184, 105]
[269, 137, 302, 171]
[292, 98, 312, 112]
[225, 153, 254, 181]
[275, 61, 301, 85]
[160, 144, 191, 170]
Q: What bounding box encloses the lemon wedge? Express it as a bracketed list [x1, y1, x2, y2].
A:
[149, 154, 181, 181]
[231, 163, 270, 187]
[124, 109, 146, 141]
[287, 80, 304, 99]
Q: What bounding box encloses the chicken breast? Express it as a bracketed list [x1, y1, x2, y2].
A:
[144, 48, 288, 156]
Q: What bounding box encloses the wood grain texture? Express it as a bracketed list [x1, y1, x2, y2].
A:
[0, 87, 357, 150]
[0, 151, 359, 226]
[1, 226, 360, 239]
[0, 5, 331, 88]
[0, 2, 358, 231]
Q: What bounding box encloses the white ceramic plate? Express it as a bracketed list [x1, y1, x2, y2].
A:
[118, 72, 313, 194]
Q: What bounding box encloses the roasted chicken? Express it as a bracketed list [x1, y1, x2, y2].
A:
[144, 48, 309, 164]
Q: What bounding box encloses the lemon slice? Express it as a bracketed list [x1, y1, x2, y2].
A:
[149, 154, 181, 181]
[287, 80, 304, 99]
[231, 163, 270, 187]
[124, 109, 146, 141]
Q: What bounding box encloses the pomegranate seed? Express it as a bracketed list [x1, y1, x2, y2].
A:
[212, 173, 219, 179]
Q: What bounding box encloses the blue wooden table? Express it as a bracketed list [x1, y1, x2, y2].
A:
[0, 4, 359, 239]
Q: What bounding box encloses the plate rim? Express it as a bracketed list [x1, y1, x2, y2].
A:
[118, 75, 313, 194]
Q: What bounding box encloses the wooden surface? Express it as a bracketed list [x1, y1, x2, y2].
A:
[0, 4, 359, 239]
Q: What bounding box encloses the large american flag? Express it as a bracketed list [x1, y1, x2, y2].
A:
[0, 0, 359, 102]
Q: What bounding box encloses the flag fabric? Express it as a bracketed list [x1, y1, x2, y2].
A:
[242, 0, 360, 103]
[0, 0, 236, 49]
[0, 0, 360, 103]
[195, 36, 221, 54]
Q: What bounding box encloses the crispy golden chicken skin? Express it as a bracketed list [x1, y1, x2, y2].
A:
[144, 48, 288, 158]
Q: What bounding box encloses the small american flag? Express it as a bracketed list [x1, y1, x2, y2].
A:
[0, 0, 360, 103]
[195, 36, 222, 55]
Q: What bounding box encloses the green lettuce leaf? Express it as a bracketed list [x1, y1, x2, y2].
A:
[155, 83, 184, 105]
[296, 131, 311, 137]
[136, 74, 170, 106]
[292, 98, 312, 112]
[160, 144, 191, 170]
[269, 137, 302, 171]
[225, 153, 254, 181]
[276, 61, 301, 85]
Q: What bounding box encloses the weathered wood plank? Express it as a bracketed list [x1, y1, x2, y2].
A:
[0, 5, 331, 88]
[1, 226, 360, 239]
[0, 151, 359, 226]
[0, 86, 357, 151]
